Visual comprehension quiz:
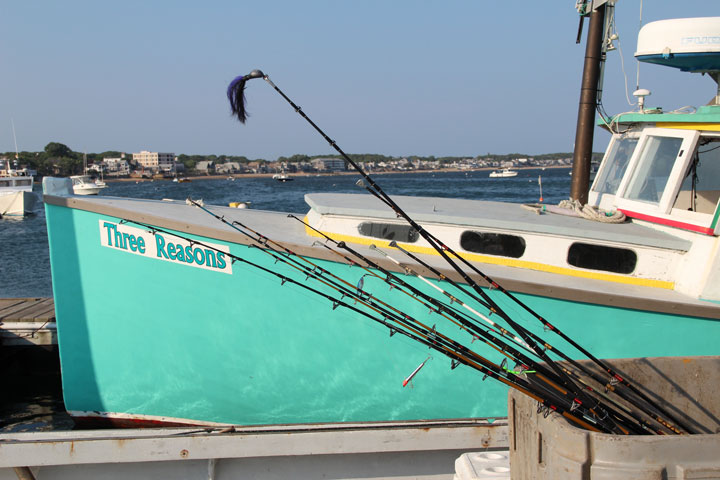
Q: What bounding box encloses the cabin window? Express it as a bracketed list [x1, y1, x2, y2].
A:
[624, 135, 683, 205]
[0, 180, 10, 188]
[357, 222, 419, 243]
[592, 135, 638, 195]
[672, 138, 720, 214]
[15, 179, 31, 187]
[460, 231, 526, 258]
[567, 243, 636, 274]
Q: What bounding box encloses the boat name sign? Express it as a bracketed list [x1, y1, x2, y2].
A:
[99, 220, 232, 274]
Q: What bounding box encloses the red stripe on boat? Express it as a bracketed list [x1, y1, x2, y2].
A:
[619, 209, 715, 235]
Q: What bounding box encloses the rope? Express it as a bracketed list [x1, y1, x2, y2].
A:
[557, 198, 626, 223]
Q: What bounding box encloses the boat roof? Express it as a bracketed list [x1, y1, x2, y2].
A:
[601, 105, 720, 127]
[305, 193, 691, 252]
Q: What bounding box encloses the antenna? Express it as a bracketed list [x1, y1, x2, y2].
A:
[10, 118, 20, 160]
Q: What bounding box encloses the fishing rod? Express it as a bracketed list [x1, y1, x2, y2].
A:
[384, 235, 687, 434]
[292, 214, 524, 346]
[178, 204, 644, 433]
[124, 217, 615, 432]
[371, 242, 527, 348]
[189, 200, 563, 387]
[285, 214, 639, 431]
[286, 216, 655, 433]
[385, 236, 688, 434]
[189, 201, 589, 407]
[227, 70, 616, 429]
[226, 71, 690, 434]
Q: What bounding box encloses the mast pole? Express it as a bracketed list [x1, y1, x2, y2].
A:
[570, 3, 606, 203]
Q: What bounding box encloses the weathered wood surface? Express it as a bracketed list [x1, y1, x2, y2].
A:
[0, 298, 56, 346]
[0, 298, 55, 323]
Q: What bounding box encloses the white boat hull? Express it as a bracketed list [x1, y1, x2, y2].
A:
[0, 190, 37, 216]
[72, 185, 105, 195]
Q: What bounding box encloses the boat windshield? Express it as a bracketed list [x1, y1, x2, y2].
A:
[624, 135, 683, 205]
[673, 137, 720, 214]
[592, 135, 638, 195]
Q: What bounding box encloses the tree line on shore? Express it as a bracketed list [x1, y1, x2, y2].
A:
[3, 141, 601, 177]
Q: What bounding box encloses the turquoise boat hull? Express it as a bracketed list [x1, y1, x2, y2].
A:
[45, 202, 720, 426]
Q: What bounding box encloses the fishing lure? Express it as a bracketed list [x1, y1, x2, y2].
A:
[403, 356, 431, 387]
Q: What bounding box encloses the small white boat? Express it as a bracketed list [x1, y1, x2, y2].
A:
[71, 175, 106, 195]
[273, 173, 293, 182]
[72, 153, 107, 195]
[488, 168, 518, 178]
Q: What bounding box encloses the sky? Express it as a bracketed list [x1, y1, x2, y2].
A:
[1, 1, 716, 161]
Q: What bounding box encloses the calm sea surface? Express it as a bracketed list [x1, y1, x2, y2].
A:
[0, 168, 572, 298]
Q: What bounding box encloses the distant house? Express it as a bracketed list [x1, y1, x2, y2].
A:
[104, 158, 130, 176]
[311, 157, 346, 172]
[195, 160, 215, 174]
[246, 161, 269, 173]
[215, 162, 241, 174]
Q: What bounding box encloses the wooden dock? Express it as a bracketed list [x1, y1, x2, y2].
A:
[0, 298, 56, 346]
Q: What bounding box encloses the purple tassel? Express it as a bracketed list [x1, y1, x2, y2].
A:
[227, 75, 249, 123]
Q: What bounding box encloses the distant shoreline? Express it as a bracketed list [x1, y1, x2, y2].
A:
[105, 165, 571, 183]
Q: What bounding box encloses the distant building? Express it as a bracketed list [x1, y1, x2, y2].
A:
[133, 151, 175, 172]
[195, 160, 215, 173]
[311, 157, 346, 172]
[104, 157, 130, 176]
[215, 162, 241, 174]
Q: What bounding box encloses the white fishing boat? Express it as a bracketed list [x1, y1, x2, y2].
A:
[0, 123, 37, 216]
[39, 13, 720, 430]
[0, 169, 37, 217]
[71, 154, 106, 195]
[488, 168, 518, 178]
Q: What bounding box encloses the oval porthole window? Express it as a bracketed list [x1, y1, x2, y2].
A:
[567, 243, 637, 274]
[460, 231, 526, 258]
[357, 222, 419, 243]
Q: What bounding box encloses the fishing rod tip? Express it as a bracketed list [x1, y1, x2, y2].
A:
[388, 241, 398, 248]
[246, 69, 265, 79]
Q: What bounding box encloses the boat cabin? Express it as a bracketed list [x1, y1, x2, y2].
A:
[590, 110, 720, 236]
[590, 16, 720, 235]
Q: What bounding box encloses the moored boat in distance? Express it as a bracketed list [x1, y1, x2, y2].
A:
[71, 153, 107, 195]
[42, 15, 720, 428]
[272, 172, 293, 182]
[488, 168, 518, 178]
[70, 174, 107, 195]
[1, 122, 38, 216]
[0, 167, 37, 217]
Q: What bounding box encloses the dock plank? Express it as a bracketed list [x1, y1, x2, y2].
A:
[0, 298, 56, 322]
[0, 298, 57, 346]
[0, 298, 29, 315]
[11, 298, 56, 321]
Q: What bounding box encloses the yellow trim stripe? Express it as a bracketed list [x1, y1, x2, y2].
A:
[656, 122, 720, 132]
[304, 222, 675, 290]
